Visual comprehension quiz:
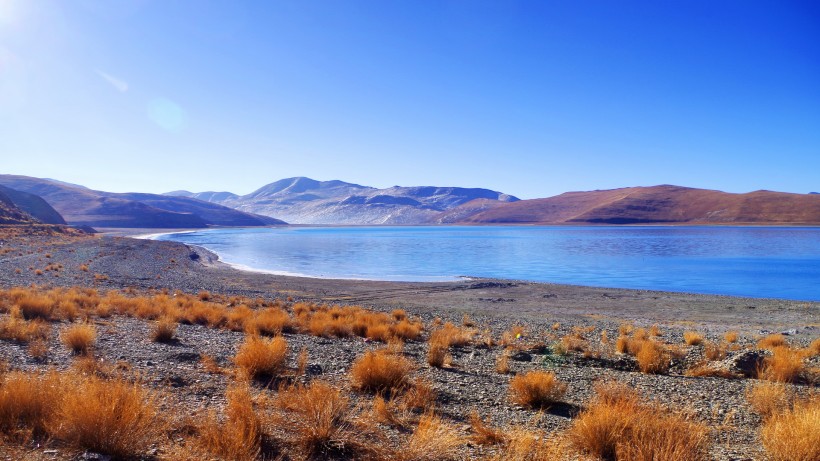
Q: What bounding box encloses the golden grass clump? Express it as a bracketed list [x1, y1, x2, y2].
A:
[250, 307, 292, 335]
[272, 380, 386, 459]
[51, 373, 161, 458]
[197, 384, 261, 461]
[569, 381, 709, 461]
[233, 335, 288, 380]
[469, 411, 507, 446]
[60, 323, 96, 355]
[760, 346, 806, 383]
[427, 331, 451, 368]
[151, 317, 177, 342]
[804, 337, 820, 357]
[746, 382, 792, 420]
[15, 293, 55, 320]
[488, 428, 569, 461]
[509, 370, 567, 409]
[0, 314, 50, 343]
[0, 370, 63, 438]
[724, 330, 739, 343]
[703, 341, 727, 361]
[683, 331, 704, 346]
[350, 348, 415, 394]
[635, 340, 671, 374]
[758, 333, 788, 350]
[495, 349, 511, 374]
[760, 396, 820, 461]
[400, 378, 438, 413]
[399, 412, 463, 461]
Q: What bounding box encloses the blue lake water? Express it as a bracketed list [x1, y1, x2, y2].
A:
[155, 226, 820, 301]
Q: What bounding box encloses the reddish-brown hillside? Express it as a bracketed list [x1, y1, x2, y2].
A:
[451, 185, 820, 225]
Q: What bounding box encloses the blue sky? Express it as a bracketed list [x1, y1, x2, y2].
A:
[1, 0, 818, 199]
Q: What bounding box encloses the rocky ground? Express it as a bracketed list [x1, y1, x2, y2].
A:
[0, 227, 818, 460]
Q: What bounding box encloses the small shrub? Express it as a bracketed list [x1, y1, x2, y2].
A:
[427, 333, 450, 368]
[495, 349, 511, 374]
[509, 370, 567, 409]
[469, 411, 506, 445]
[16, 294, 54, 320]
[60, 323, 97, 355]
[351, 349, 414, 394]
[0, 370, 63, 438]
[400, 412, 462, 461]
[636, 340, 670, 374]
[401, 378, 437, 413]
[761, 346, 805, 383]
[683, 331, 704, 346]
[52, 374, 161, 458]
[151, 317, 177, 342]
[197, 384, 261, 461]
[233, 335, 288, 380]
[758, 334, 788, 350]
[760, 396, 820, 461]
[746, 382, 792, 420]
[252, 307, 292, 335]
[724, 331, 739, 343]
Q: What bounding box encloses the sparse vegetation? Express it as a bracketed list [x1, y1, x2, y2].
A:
[509, 370, 567, 409]
[760, 395, 820, 461]
[60, 322, 96, 354]
[683, 331, 704, 346]
[350, 348, 414, 394]
[233, 334, 288, 380]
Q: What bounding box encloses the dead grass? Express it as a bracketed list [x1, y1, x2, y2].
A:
[400, 412, 462, 461]
[495, 349, 511, 374]
[196, 384, 261, 461]
[51, 373, 161, 458]
[724, 331, 739, 343]
[760, 396, 820, 461]
[15, 293, 55, 320]
[489, 428, 570, 461]
[746, 382, 793, 419]
[151, 317, 177, 342]
[60, 323, 96, 355]
[569, 381, 709, 461]
[350, 348, 414, 394]
[703, 341, 727, 361]
[509, 370, 567, 409]
[758, 334, 788, 350]
[0, 370, 63, 439]
[401, 378, 438, 413]
[683, 331, 704, 346]
[635, 340, 671, 374]
[469, 411, 506, 446]
[233, 335, 288, 380]
[761, 346, 806, 383]
[0, 315, 50, 343]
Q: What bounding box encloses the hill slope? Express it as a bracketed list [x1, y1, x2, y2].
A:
[0, 175, 285, 228]
[168, 177, 519, 224]
[0, 185, 67, 225]
[452, 185, 820, 224]
[0, 189, 39, 224]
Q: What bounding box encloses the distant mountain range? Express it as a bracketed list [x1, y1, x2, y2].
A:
[167, 177, 520, 225]
[446, 185, 820, 225]
[2, 174, 818, 228]
[0, 175, 284, 228]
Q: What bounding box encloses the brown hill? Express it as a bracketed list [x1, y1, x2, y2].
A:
[450, 185, 820, 225]
[0, 189, 38, 224]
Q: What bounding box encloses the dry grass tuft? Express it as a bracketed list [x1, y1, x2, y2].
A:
[806, 337, 820, 357]
[761, 346, 806, 383]
[703, 341, 727, 361]
[0, 370, 63, 438]
[724, 330, 739, 343]
[489, 428, 569, 461]
[509, 370, 567, 409]
[495, 349, 511, 374]
[400, 412, 462, 461]
[746, 382, 792, 420]
[233, 335, 288, 380]
[0, 315, 50, 343]
[569, 381, 709, 461]
[683, 331, 704, 346]
[758, 334, 788, 350]
[60, 323, 96, 355]
[635, 340, 671, 374]
[760, 396, 820, 461]
[469, 411, 507, 445]
[401, 378, 438, 413]
[51, 373, 161, 458]
[350, 348, 414, 394]
[197, 384, 261, 461]
[151, 317, 177, 342]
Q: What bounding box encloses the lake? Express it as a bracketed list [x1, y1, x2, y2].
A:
[154, 226, 820, 301]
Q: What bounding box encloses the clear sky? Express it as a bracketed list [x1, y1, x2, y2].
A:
[1, 0, 818, 199]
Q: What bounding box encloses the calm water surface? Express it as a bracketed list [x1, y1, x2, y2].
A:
[156, 226, 820, 301]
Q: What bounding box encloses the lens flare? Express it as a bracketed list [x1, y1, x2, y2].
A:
[147, 98, 187, 132]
